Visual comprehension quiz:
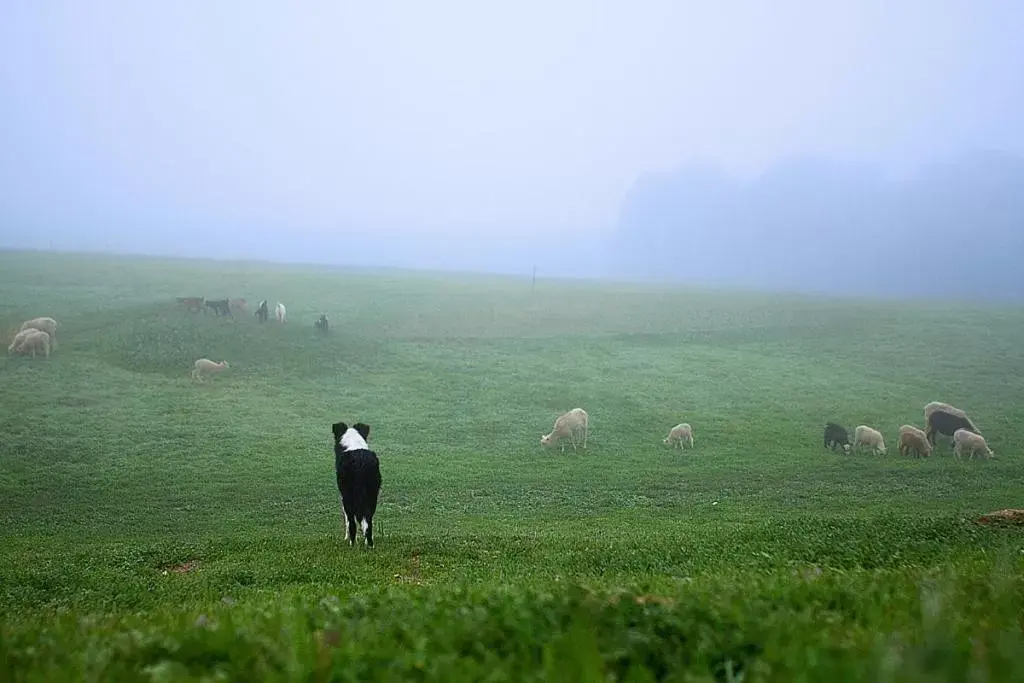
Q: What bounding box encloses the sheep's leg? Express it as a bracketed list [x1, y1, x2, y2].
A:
[582, 425, 588, 450]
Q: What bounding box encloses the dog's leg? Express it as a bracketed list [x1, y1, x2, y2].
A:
[362, 517, 373, 548]
[346, 514, 358, 546]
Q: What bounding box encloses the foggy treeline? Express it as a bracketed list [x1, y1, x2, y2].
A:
[609, 150, 1024, 300]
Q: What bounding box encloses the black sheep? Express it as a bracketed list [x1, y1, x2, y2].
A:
[926, 410, 979, 447]
[823, 422, 851, 453]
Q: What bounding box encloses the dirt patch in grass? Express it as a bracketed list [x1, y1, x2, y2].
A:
[162, 560, 200, 574]
[976, 508, 1024, 525]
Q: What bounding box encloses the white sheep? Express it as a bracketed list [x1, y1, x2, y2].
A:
[953, 428, 994, 460]
[191, 358, 230, 382]
[275, 302, 286, 323]
[9, 328, 51, 357]
[853, 425, 886, 455]
[662, 423, 694, 450]
[8, 329, 34, 354]
[19, 317, 57, 350]
[541, 408, 589, 452]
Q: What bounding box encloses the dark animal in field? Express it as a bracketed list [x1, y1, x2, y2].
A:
[823, 422, 851, 453]
[332, 421, 382, 548]
[204, 298, 232, 316]
[926, 409, 979, 447]
[255, 299, 269, 323]
[176, 296, 205, 312]
[315, 314, 330, 333]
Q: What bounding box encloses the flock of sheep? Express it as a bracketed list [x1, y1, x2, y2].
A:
[7, 309, 994, 467]
[7, 316, 58, 358]
[180, 296, 292, 383]
[824, 401, 995, 461]
[539, 400, 995, 463]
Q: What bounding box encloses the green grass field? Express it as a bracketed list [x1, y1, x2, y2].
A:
[1, 249, 1023, 682]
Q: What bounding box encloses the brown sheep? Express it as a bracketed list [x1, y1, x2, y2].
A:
[898, 424, 931, 458]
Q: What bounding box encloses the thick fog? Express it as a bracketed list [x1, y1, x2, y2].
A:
[1, 2, 1022, 296]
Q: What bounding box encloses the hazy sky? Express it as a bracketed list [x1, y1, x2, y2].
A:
[2, 1, 1022, 250]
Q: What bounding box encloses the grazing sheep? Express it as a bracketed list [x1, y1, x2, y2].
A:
[898, 424, 932, 458]
[19, 317, 57, 350]
[926, 409, 979, 447]
[8, 329, 50, 357]
[332, 421, 383, 548]
[191, 358, 229, 382]
[823, 422, 851, 454]
[8, 328, 34, 354]
[541, 408, 589, 452]
[176, 297, 205, 312]
[853, 425, 886, 455]
[663, 423, 694, 449]
[255, 299, 269, 323]
[275, 302, 286, 323]
[204, 298, 232, 316]
[953, 428, 994, 460]
[924, 401, 979, 436]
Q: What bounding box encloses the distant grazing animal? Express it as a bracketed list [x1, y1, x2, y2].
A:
[176, 297, 205, 313]
[8, 329, 34, 354]
[315, 314, 330, 333]
[926, 409, 979, 447]
[953, 428, 994, 460]
[191, 358, 229, 382]
[255, 299, 269, 323]
[663, 423, 694, 450]
[925, 401, 978, 438]
[8, 328, 50, 357]
[823, 422, 851, 454]
[204, 298, 232, 317]
[332, 421, 382, 548]
[898, 424, 931, 458]
[853, 425, 886, 455]
[19, 317, 57, 350]
[921, 401, 974, 428]
[541, 408, 589, 452]
[275, 302, 286, 323]
[229, 298, 248, 312]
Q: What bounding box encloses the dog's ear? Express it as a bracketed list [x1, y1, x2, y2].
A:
[353, 422, 371, 441]
[332, 422, 347, 441]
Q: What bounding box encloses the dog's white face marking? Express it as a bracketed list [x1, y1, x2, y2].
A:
[339, 427, 368, 452]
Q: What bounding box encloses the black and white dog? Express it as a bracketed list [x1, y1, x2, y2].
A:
[331, 421, 382, 547]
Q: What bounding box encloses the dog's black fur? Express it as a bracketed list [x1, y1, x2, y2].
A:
[823, 422, 850, 452]
[255, 299, 269, 323]
[315, 314, 330, 333]
[926, 409, 978, 446]
[332, 421, 382, 548]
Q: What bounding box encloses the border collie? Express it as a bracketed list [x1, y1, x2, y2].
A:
[331, 421, 382, 547]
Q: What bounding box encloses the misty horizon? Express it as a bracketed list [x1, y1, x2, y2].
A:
[2, 2, 1023, 297]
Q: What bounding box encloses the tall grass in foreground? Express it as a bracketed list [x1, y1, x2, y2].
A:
[1, 250, 1023, 681]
